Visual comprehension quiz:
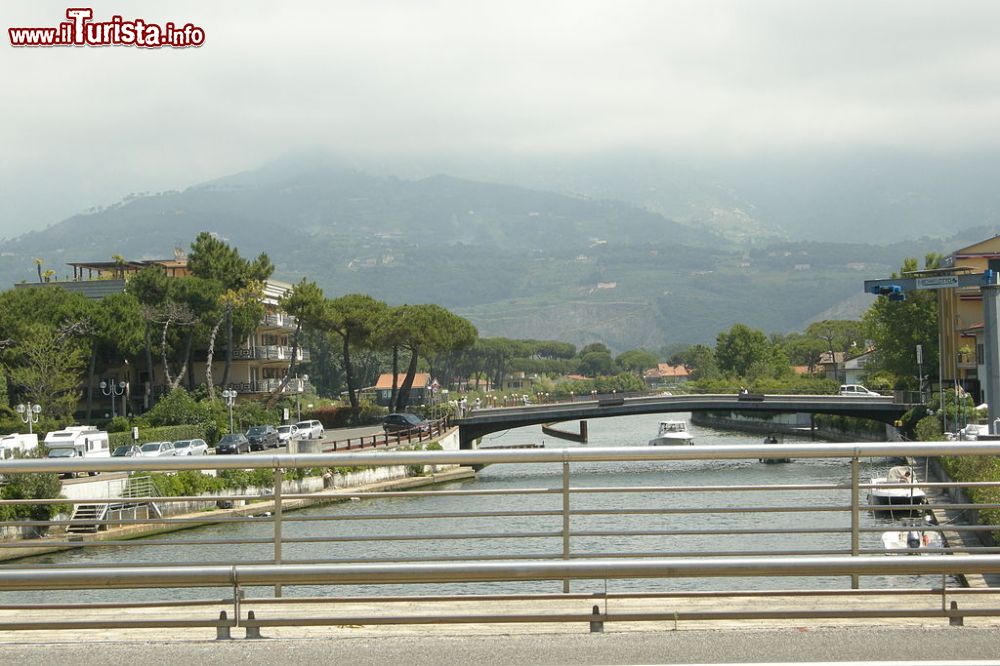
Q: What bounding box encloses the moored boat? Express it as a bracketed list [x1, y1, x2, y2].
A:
[868, 465, 926, 516]
[648, 420, 694, 446]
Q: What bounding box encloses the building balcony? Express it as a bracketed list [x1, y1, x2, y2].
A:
[153, 379, 314, 397]
[260, 313, 298, 331]
[231, 346, 310, 363]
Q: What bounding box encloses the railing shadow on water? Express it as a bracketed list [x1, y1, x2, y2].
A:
[0, 441, 999, 636]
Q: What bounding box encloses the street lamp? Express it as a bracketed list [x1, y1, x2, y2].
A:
[15, 403, 41, 435]
[221, 389, 236, 433]
[296, 374, 309, 421]
[100, 380, 126, 419]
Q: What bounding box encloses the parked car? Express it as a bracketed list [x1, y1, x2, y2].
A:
[215, 433, 250, 455]
[295, 420, 325, 439]
[173, 438, 209, 456]
[246, 425, 279, 451]
[138, 441, 175, 458]
[838, 384, 881, 397]
[111, 444, 141, 458]
[382, 413, 430, 434]
[277, 424, 299, 444]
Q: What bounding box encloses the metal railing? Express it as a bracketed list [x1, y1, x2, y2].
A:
[320, 418, 451, 451]
[1, 441, 1000, 637]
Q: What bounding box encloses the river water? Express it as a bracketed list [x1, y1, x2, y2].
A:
[3, 414, 954, 602]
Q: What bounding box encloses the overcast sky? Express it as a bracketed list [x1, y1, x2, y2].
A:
[2, 0, 1000, 238]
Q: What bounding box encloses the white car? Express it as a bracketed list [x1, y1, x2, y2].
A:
[138, 441, 176, 457]
[294, 420, 324, 439]
[277, 424, 299, 444]
[838, 384, 881, 397]
[172, 438, 208, 456]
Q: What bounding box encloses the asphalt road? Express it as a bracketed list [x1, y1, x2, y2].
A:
[1, 627, 998, 665]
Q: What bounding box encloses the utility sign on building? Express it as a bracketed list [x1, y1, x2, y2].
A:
[916, 276, 960, 290]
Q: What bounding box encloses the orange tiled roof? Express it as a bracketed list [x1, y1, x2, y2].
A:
[644, 363, 689, 379]
[374, 373, 431, 390]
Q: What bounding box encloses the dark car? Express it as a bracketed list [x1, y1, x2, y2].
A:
[112, 445, 141, 458]
[382, 413, 429, 434]
[215, 433, 250, 455]
[246, 425, 279, 451]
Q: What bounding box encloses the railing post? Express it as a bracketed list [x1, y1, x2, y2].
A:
[562, 460, 571, 593]
[851, 455, 860, 590]
[273, 466, 283, 598]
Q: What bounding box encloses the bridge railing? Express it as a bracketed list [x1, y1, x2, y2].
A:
[0, 442, 999, 637]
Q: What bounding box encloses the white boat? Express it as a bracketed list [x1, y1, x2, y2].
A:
[648, 420, 694, 446]
[882, 529, 942, 555]
[882, 517, 942, 554]
[868, 465, 926, 515]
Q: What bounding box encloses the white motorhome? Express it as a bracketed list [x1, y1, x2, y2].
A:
[0, 433, 39, 460]
[44, 426, 111, 467]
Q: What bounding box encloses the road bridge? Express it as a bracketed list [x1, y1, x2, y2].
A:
[455, 394, 911, 449]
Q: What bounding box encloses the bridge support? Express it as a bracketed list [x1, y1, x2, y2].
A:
[541, 420, 588, 444]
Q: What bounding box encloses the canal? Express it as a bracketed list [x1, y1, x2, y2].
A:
[2, 414, 955, 602]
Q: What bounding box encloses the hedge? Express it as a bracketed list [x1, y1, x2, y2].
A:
[109, 424, 208, 449]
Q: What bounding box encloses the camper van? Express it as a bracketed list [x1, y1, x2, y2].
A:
[0, 433, 39, 460]
[43, 426, 110, 474]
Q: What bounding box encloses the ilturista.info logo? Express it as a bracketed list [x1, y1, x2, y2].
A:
[9, 8, 205, 48]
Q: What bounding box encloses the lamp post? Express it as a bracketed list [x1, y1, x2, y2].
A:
[296, 374, 309, 422]
[15, 403, 41, 435]
[221, 389, 236, 434]
[100, 380, 126, 419]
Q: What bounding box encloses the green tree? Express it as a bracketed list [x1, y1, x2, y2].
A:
[6, 323, 87, 421]
[669, 344, 719, 381]
[188, 232, 273, 392]
[271, 279, 326, 405]
[323, 294, 389, 411]
[804, 320, 866, 360]
[579, 350, 615, 377]
[616, 349, 659, 376]
[375, 304, 477, 411]
[863, 257, 939, 389]
[85, 292, 144, 418]
[715, 323, 772, 377]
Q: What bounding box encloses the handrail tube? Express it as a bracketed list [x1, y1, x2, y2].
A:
[0, 556, 998, 590]
[2, 441, 1000, 473]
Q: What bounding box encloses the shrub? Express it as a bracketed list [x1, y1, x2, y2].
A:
[109, 424, 208, 449]
[0, 472, 68, 526]
[914, 415, 943, 441]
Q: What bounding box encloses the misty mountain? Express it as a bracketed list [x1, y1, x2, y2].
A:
[0, 161, 985, 351]
[426, 150, 1000, 245]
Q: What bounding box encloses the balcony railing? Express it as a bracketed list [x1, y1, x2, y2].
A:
[261, 313, 297, 330]
[230, 346, 309, 362]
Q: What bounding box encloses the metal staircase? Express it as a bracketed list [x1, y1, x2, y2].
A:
[66, 476, 162, 533]
[67, 503, 108, 534]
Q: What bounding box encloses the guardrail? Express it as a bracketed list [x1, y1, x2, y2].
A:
[320, 418, 450, 451]
[0, 442, 999, 638]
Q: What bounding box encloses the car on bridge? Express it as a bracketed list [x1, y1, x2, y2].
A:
[839, 384, 881, 397]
